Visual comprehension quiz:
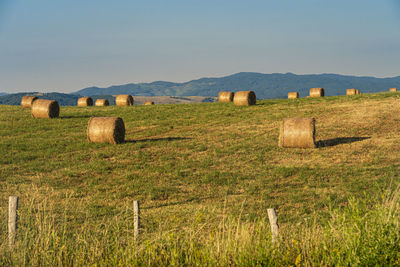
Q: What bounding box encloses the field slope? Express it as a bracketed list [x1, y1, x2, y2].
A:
[1, 93, 400, 265]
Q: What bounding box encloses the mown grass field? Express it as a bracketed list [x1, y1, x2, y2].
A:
[1, 92, 400, 265]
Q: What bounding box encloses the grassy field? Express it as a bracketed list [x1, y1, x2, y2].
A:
[1, 92, 400, 265]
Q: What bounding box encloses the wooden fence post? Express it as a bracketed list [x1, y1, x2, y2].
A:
[133, 200, 140, 240]
[8, 196, 19, 247]
[267, 208, 279, 243]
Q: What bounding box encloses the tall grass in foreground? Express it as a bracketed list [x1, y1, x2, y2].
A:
[1, 188, 400, 266]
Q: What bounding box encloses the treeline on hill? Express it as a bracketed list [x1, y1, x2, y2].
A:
[0, 93, 116, 106]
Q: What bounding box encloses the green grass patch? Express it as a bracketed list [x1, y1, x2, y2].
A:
[1, 92, 400, 264]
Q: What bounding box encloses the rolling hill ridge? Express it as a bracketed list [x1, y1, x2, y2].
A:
[74, 72, 400, 98]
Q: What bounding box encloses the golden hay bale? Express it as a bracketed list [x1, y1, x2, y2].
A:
[390, 88, 397, 92]
[77, 97, 93, 107]
[87, 117, 125, 144]
[288, 92, 299, 99]
[21, 96, 38, 108]
[279, 118, 316, 148]
[356, 89, 360, 95]
[218, 92, 234, 102]
[115, 94, 134, 106]
[309, 88, 324, 97]
[95, 99, 109, 106]
[31, 99, 59, 119]
[346, 89, 357, 96]
[233, 91, 256, 106]
[144, 101, 154, 105]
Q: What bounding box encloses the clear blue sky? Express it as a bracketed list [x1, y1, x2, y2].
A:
[0, 0, 399, 93]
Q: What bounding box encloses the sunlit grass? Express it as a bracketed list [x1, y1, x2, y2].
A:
[1, 92, 400, 265]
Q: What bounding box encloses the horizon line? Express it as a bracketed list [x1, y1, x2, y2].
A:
[2, 71, 400, 94]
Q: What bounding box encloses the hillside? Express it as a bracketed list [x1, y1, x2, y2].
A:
[74, 72, 400, 98]
[1, 93, 400, 265]
[0, 92, 119, 106]
[0, 92, 80, 106]
[0, 93, 216, 106]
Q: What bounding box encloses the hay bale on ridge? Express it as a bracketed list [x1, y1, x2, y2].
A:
[218, 92, 234, 103]
[346, 89, 357, 96]
[233, 91, 256, 106]
[77, 97, 93, 107]
[288, 92, 299, 99]
[87, 117, 125, 144]
[116, 94, 134, 106]
[309, 88, 324, 97]
[279, 118, 316, 148]
[21, 96, 38, 108]
[95, 99, 109, 106]
[31, 99, 59, 118]
[144, 101, 154, 105]
[390, 88, 397, 92]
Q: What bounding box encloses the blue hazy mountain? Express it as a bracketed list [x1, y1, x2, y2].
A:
[73, 72, 400, 99]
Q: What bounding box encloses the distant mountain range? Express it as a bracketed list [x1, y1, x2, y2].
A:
[74, 72, 400, 99]
[1, 72, 400, 106]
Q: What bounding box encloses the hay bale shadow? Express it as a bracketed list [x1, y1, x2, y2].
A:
[125, 137, 191, 143]
[316, 137, 370, 148]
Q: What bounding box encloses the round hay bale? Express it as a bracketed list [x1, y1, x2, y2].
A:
[218, 92, 234, 103]
[390, 88, 397, 92]
[144, 101, 154, 105]
[87, 117, 125, 144]
[346, 89, 357, 96]
[115, 94, 134, 106]
[95, 99, 109, 106]
[21, 96, 38, 108]
[356, 89, 360, 95]
[77, 97, 93, 107]
[233, 91, 256, 106]
[288, 92, 299, 99]
[279, 118, 316, 148]
[309, 88, 324, 97]
[31, 99, 59, 118]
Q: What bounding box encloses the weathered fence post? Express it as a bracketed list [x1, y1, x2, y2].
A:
[267, 208, 279, 243]
[8, 196, 19, 247]
[133, 200, 140, 240]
